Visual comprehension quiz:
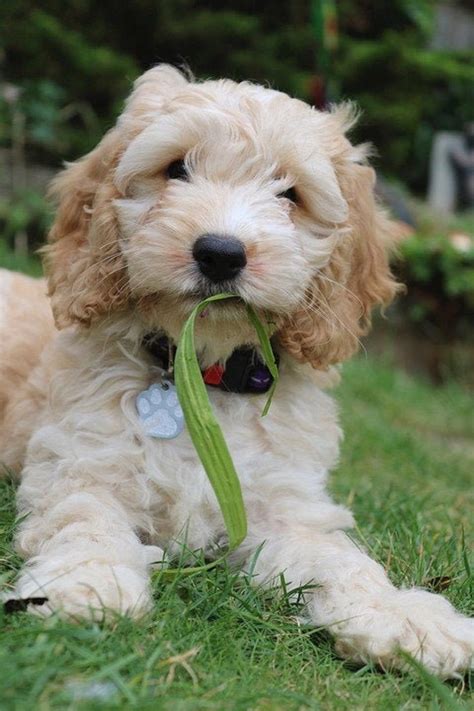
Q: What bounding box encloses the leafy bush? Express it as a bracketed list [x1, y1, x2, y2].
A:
[1, 6, 139, 161]
[397, 225, 474, 342]
[0, 237, 43, 276]
[0, 80, 69, 162]
[0, 190, 52, 249]
[335, 35, 474, 191]
[1, 0, 473, 189]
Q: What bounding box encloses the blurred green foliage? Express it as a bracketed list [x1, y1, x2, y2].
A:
[0, 238, 43, 276]
[0, 190, 52, 243]
[1, 0, 472, 192]
[336, 34, 473, 191]
[397, 218, 474, 341]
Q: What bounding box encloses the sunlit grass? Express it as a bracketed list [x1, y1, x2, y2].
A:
[0, 357, 472, 709]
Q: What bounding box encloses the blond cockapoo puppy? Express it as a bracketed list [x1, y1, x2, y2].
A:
[0, 66, 472, 678]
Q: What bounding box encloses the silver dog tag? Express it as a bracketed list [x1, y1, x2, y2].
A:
[136, 382, 185, 439]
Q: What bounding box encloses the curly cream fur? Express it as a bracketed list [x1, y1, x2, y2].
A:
[0, 66, 472, 678]
[279, 165, 400, 368]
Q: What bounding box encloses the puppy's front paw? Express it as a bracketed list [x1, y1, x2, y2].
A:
[12, 558, 153, 621]
[334, 590, 474, 679]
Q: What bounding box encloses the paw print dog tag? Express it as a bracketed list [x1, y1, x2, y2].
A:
[136, 382, 185, 439]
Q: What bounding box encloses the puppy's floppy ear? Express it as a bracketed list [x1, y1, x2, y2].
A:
[44, 64, 189, 329]
[278, 163, 400, 369]
[43, 129, 128, 329]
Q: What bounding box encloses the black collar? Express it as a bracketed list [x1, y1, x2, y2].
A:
[143, 335, 278, 394]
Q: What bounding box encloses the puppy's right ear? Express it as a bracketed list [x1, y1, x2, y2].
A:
[44, 64, 189, 329]
[44, 130, 128, 329]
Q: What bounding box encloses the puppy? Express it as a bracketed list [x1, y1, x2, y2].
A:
[0, 66, 472, 678]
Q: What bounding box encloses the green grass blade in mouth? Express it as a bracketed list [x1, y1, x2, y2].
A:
[246, 304, 279, 416]
[157, 293, 279, 576]
[174, 293, 248, 551]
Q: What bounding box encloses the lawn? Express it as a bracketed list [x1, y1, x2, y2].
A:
[1, 344, 473, 709]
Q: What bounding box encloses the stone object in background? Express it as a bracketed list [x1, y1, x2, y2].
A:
[427, 132, 465, 214]
[430, 2, 474, 52]
[449, 122, 474, 211]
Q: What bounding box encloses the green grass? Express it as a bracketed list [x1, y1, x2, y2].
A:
[0, 239, 43, 277]
[0, 357, 472, 710]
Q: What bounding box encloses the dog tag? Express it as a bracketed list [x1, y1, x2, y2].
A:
[136, 382, 185, 439]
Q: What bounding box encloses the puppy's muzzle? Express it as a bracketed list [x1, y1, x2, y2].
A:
[193, 234, 247, 283]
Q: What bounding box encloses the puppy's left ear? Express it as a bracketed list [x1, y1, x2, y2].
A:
[278, 163, 400, 369]
[43, 130, 128, 329]
[44, 64, 189, 329]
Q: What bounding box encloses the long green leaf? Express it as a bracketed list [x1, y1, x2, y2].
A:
[155, 293, 278, 576]
[246, 304, 279, 416]
[174, 294, 248, 550]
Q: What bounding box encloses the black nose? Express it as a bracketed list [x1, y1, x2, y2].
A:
[192, 234, 247, 283]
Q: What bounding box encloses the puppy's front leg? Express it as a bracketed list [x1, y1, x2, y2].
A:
[246, 525, 474, 678]
[13, 464, 160, 620]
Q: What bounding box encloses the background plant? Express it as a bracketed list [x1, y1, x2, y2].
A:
[1, 1, 472, 189]
[397, 230, 474, 341]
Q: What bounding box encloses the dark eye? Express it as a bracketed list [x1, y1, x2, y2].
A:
[166, 159, 188, 181]
[277, 186, 298, 203]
